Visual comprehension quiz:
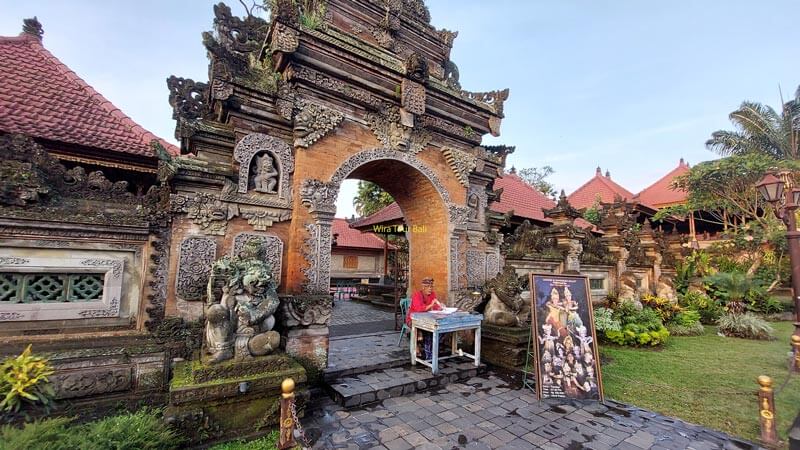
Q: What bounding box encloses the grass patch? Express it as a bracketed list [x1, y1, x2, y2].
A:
[208, 430, 279, 450]
[601, 321, 800, 445]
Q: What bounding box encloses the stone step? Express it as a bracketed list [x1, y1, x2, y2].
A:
[323, 351, 409, 382]
[324, 359, 486, 408]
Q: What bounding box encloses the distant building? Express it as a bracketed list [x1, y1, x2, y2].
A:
[331, 218, 394, 284]
[568, 167, 636, 210]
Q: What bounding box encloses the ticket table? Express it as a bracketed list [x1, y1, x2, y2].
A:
[409, 311, 483, 375]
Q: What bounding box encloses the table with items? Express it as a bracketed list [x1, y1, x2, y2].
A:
[409, 311, 483, 375]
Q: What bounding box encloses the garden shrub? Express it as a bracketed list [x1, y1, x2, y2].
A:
[717, 313, 775, 340]
[679, 291, 723, 324]
[598, 305, 669, 347]
[667, 311, 705, 336]
[0, 408, 181, 450]
[0, 345, 55, 417]
[593, 307, 621, 333]
[641, 294, 682, 322]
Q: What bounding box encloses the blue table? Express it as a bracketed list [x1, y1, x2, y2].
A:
[409, 311, 483, 374]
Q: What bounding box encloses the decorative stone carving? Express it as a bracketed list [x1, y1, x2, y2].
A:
[171, 193, 238, 236]
[441, 147, 477, 187]
[0, 257, 29, 265]
[486, 251, 501, 280]
[565, 239, 583, 273]
[232, 233, 284, 283]
[618, 271, 642, 308]
[233, 133, 294, 199]
[365, 107, 431, 154]
[401, 79, 426, 115]
[405, 53, 429, 84]
[210, 78, 233, 100]
[291, 66, 387, 109]
[300, 179, 339, 215]
[167, 76, 208, 121]
[204, 242, 281, 363]
[252, 152, 279, 193]
[281, 294, 333, 328]
[301, 221, 333, 294]
[482, 266, 527, 327]
[52, 366, 132, 400]
[461, 89, 510, 117]
[80, 258, 123, 279]
[449, 235, 461, 290]
[177, 236, 217, 301]
[145, 230, 171, 332]
[449, 204, 470, 228]
[293, 101, 344, 148]
[443, 60, 461, 89]
[466, 249, 486, 287]
[240, 207, 292, 231]
[656, 273, 677, 303]
[502, 220, 558, 258]
[270, 22, 299, 54]
[418, 115, 480, 143]
[77, 296, 120, 319]
[488, 116, 502, 137]
[580, 232, 613, 265]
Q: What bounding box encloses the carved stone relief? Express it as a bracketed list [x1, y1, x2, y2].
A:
[145, 231, 171, 332]
[233, 133, 294, 201]
[466, 249, 486, 287]
[365, 107, 431, 154]
[171, 193, 238, 236]
[270, 22, 299, 54]
[281, 294, 333, 328]
[401, 79, 426, 115]
[442, 147, 477, 187]
[52, 366, 132, 400]
[466, 185, 488, 225]
[176, 236, 217, 301]
[486, 250, 500, 280]
[232, 233, 284, 283]
[291, 66, 387, 110]
[301, 220, 333, 295]
[293, 100, 344, 148]
[300, 179, 339, 215]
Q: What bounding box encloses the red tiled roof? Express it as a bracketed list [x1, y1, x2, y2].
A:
[491, 172, 557, 223]
[332, 218, 392, 250]
[350, 203, 403, 229]
[0, 33, 178, 157]
[568, 167, 635, 209]
[635, 158, 690, 208]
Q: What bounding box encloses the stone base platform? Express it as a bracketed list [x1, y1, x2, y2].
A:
[325, 359, 486, 408]
[165, 353, 307, 446]
[480, 323, 531, 370]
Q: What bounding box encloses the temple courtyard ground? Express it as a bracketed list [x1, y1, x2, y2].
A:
[303, 369, 762, 450]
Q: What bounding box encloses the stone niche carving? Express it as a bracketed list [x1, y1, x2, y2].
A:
[293, 100, 344, 148]
[233, 133, 294, 201]
[204, 242, 281, 363]
[231, 233, 284, 284]
[176, 236, 217, 301]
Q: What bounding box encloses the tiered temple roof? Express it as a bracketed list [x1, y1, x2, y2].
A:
[567, 167, 636, 209]
[634, 158, 690, 208]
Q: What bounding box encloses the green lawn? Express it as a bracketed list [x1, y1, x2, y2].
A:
[601, 321, 800, 446]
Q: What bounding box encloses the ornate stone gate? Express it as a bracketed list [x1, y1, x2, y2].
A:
[166, 0, 512, 367]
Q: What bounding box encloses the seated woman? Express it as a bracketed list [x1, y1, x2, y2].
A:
[406, 277, 443, 360]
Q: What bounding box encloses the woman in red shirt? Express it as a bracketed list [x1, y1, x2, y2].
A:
[407, 277, 442, 359]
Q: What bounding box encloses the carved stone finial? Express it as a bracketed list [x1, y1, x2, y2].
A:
[605, 170, 611, 178]
[22, 17, 43, 41]
[596, 166, 602, 175]
[167, 76, 208, 122]
[405, 53, 428, 84]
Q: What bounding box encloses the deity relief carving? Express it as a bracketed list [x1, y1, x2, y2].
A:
[251, 152, 279, 194]
[205, 242, 281, 363]
[233, 133, 294, 199]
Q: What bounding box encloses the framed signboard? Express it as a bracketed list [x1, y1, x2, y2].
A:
[530, 273, 603, 401]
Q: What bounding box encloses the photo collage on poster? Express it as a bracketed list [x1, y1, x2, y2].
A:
[530, 274, 603, 401]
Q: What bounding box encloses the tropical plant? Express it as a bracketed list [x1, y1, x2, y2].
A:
[598, 304, 670, 347]
[717, 313, 775, 340]
[706, 85, 800, 160]
[704, 272, 763, 315]
[666, 310, 705, 336]
[353, 181, 394, 217]
[593, 307, 621, 333]
[679, 291, 724, 324]
[0, 345, 55, 416]
[641, 294, 682, 322]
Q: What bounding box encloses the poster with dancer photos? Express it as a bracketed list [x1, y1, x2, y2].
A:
[530, 274, 603, 401]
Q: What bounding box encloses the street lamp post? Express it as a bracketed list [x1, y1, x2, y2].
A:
[756, 172, 800, 370]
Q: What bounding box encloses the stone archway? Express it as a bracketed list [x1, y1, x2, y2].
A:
[299, 148, 468, 302]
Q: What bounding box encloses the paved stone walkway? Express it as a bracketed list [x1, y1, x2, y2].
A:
[330, 299, 397, 336]
[303, 371, 761, 450]
[326, 331, 408, 378]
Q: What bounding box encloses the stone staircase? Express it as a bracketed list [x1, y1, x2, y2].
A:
[324, 359, 486, 408]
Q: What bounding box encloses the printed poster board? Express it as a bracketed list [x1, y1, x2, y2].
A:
[530, 273, 604, 401]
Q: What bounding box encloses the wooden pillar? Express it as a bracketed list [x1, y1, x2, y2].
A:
[757, 375, 778, 445]
[383, 234, 389, 278]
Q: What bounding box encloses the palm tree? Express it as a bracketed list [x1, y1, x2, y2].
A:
[704, 272, 760, 315]
[706, 86, 800, 159]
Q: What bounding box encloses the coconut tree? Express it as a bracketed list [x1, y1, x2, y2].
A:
[706, 86, 800, 160]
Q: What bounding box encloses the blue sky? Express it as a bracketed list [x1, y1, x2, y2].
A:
[2, 1, 798, 218]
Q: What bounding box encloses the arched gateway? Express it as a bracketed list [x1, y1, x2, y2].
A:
[165, 0, 513, 368]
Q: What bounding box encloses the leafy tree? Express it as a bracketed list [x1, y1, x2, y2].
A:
[653, 153, 799, 228]
[353, 181, 394, 217]
[518, 166, 557, 197]
[583, 195, 602, 225]
[706, 86, 800, 159]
